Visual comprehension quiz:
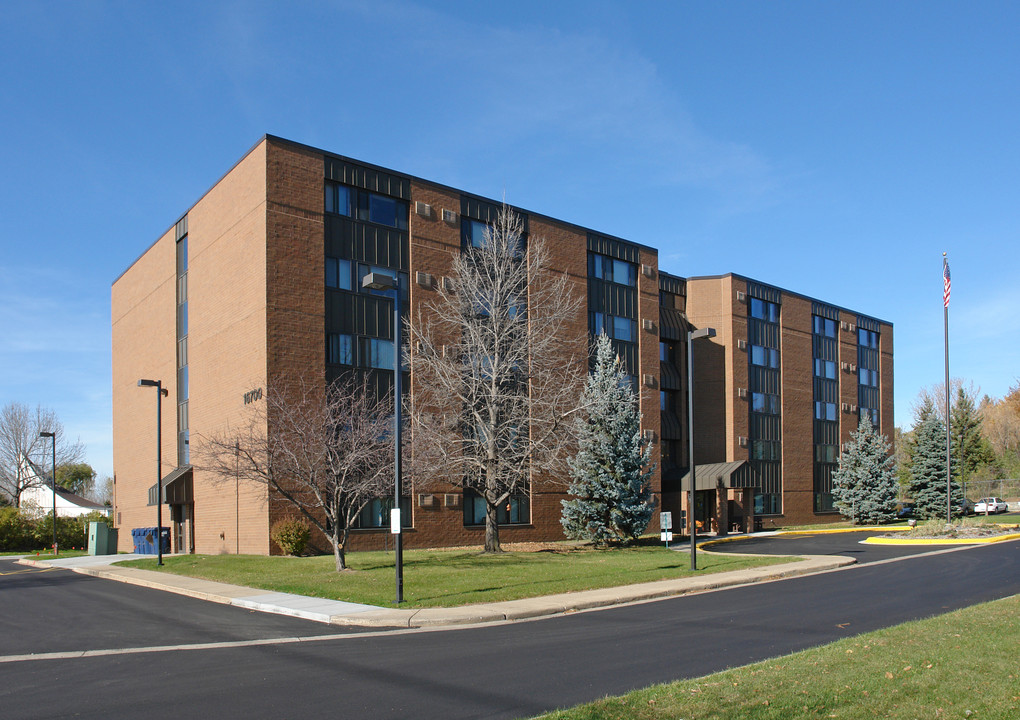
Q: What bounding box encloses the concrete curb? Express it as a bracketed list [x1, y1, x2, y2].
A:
[18, 553, 854, 628]
[863, 532, 1020, 546]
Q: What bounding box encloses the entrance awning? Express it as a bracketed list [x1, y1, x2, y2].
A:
[678, 460, 758, 491]
[148, 466, 193, 506]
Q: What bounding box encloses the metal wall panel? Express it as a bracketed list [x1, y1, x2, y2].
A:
[325, 158, 411, 199]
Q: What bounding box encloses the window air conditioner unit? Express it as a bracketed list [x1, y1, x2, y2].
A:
[841, 362, 851, 371]
[737, 339, 747, 350]
[642, 429, 656, 442]
[418, 494, 434, 507]
[642, 319, 655, 331]
[641, 264, 654, 278]
[443, 493, 460, 508]
[849, 363, 857, 372]
[735, 291, 746, 302]
[415, 271, 433, 288]
[840, 321, 850, 332]
[442, 276, 455, 292]
[841, 403, 850, 412]
[442, 208, 457, 224]
[414, 201, 432, 218]
[738, 436, 749, 447]
[851, 404, 858, 413]
[643, 374, 656, 388]
[849, 324, 856, 333]
[738, 387, 748, 398]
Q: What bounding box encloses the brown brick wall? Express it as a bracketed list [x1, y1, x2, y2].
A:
[264, 140, 327, 546]
[778, 293, 816, 523]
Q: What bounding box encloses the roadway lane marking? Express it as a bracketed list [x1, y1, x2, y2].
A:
[0, 628, 425, 665]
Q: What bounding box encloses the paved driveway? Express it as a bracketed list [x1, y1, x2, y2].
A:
[705, 530, 962, 563]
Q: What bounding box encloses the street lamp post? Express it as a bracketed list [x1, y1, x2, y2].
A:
[361, 271, 403, 604]
[138, 379, 168, 567]
[686, 326, 716, 571]
[39, 431, 57, 555]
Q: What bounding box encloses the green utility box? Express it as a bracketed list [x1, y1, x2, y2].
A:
[88, 522, 118, 556]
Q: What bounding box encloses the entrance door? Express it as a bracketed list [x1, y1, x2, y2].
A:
[173, 504, 195, 553]
[694, 490, 714, 533]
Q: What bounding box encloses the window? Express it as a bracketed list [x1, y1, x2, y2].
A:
[815, 445, 838, 463]
[462, 218, 489, 249]
[859, 367, 879, 387]
[858, 328, 879, 348]
[590, 312, 636, 343]
[755, 493, 781, 516]
[813, 316, 836, 338]
[751, 439, 781, 461]
[325, 182, 407, 229]
[613, 315, 635, 342]
[325, 257, 352, 290]
[177, 301, 188, 338]
[463, 489, 530, 526]
[814, 401, 837, 421]
[751, 345, 779, 368]
[752, 392, 780, 415]
[659, 341, 679, 364]
[357, 191, 408, 229]
[326, 333, 352, 365]
[324, 182, 351, 217]
[361, 338, 394, 370]
[589, 254, 637, 287]
[353, 496, 411, 529]
[750, 298, 779, 322]
[813, 358, 836, 379]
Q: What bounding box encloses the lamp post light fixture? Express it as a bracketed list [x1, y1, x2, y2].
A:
[138, 378, 169, 566]
[39, 431, 57, 555]
[360, 271, 404, 604]
[686, 326, 716, 571]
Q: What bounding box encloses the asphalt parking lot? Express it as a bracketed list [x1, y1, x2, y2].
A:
[704, 530, 979, 563]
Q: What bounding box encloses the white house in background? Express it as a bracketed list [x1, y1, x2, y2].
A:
[18, 456, 110, 518]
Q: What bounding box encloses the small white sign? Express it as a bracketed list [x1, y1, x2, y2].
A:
[660, 530, 673, 542]
[390, 508, 401, 534]
[660, 511, 673, 530]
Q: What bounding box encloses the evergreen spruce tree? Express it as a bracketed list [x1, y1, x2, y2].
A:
[831, 415, 899, 524]
[909, 413, 964, 520]
[949, 386, 997, 493]
[561, 333, 654, 545]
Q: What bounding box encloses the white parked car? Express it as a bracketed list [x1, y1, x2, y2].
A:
[974, 497, 1009, 514]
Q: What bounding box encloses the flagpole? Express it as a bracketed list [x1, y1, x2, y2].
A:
[943, 253, 951, 522]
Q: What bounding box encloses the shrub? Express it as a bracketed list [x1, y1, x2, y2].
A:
[271, 518, 311, 556]
[34, 514, 89, 551]
[0, 507, 34, 551]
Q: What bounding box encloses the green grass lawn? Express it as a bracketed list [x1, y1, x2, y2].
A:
[116, 542, 792, 608]
[536, 594, 1020, 720]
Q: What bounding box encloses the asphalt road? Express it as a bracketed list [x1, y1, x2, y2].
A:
[704, 530, 955, 562]
[3, 539, 1018, 720]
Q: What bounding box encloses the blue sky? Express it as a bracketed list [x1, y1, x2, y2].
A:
[2, 1, 1018, 481]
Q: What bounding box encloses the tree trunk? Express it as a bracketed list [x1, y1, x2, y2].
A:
[484, 498, 502, 553]
[331, 527, 347, 571]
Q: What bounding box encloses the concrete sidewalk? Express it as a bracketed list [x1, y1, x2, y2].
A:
[17, 549, 854, 629]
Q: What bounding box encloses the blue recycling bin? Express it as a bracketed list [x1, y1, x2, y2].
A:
[132, 527, 170, 554]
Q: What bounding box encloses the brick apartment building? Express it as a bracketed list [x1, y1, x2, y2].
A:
[111, 135, 893, 555]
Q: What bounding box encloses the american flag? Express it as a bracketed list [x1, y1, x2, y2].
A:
[943, 257, 951, 308]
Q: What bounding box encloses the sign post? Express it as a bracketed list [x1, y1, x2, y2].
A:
[660, 511, 673, 548]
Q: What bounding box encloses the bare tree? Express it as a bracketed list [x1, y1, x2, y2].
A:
[408, 206, 585, 553]
[200, 375, 393, 571]
[0, 402, 85, 507]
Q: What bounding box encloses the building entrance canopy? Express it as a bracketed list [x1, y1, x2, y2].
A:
[679, 460, 758, 492]
[147, 466, 193, 506]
